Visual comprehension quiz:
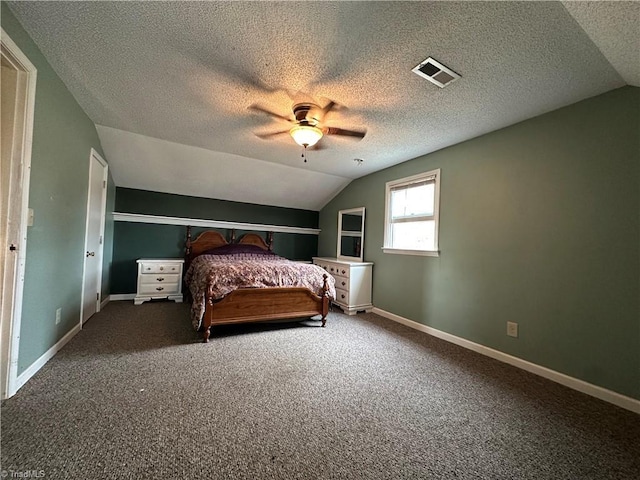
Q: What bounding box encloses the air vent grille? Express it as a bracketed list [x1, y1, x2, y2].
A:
[412, 57, 460, 88]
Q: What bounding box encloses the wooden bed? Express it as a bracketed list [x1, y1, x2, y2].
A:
[185, 227, 331, 342]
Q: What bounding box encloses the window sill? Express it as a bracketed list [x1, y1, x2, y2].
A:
[382, 247, 440, 257]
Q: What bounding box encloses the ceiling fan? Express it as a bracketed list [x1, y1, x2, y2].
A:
[249, 100, 366, 160]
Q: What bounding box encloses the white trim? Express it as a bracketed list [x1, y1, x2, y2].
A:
[382, 248, 440, 257]
[372, 307, 640, 414]
[1, 28, 37, 400]
[109, 294, 136, 301]
[80, 150, 108, 326]
[113, 212, 320, 235]
[100, 295, 110, 309]
[14, 323, 81, 392]
[383, 168, 441, 254]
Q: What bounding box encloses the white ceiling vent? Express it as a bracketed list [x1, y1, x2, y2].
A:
[412, 57, 461, 88]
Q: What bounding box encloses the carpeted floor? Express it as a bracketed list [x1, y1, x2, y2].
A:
[1, 301, 639, 479]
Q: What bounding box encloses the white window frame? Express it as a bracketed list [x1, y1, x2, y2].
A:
[383, 168, 441, 257]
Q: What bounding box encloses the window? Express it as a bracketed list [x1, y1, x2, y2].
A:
[383, 169, 440, 256]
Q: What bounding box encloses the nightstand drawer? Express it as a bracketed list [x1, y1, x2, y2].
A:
[139, 273, 181, 285]
[139, 262, 181, 274]
[138, 283, 180, 296]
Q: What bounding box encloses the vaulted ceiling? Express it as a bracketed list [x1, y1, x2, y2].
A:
[7, 1, 640, 210]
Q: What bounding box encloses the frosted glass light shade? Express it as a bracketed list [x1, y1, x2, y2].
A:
[290, 125, 323, 147]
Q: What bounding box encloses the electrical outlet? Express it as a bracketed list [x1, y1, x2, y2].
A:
[55, 308, 62, 325]
[507, 321, 518, 338]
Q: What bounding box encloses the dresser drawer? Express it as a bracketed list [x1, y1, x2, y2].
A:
[138, 283, 180, 296]
[139, 262, 182, 274]
[139, 273, 181, 285]
[335, 288, 349, 305]
[321, 262, 349, 279]
[335, 277, 349, 290]
[334, 265, 349, 278]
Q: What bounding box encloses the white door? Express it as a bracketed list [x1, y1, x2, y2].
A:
[0, 30, 37, 399]
[81, 150, 108, 324]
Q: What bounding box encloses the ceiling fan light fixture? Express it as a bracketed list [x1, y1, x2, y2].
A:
[290, 125, 323, 147]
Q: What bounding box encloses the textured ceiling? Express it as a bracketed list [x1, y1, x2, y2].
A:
[7, 1, 639, 210]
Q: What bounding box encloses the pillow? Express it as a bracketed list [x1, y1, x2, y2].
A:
[201, 243, 276, 256]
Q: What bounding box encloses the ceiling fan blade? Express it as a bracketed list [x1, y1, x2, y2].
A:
[255, 129, 290, 139]
[320, 100, 338, 118]
[323, 126, 366, 139]
[248, 104, 292, 122]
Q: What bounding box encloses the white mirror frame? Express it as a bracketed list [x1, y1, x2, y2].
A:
[337, 207, 365, 262]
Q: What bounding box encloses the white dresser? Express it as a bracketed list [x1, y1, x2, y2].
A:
[134, 259, 185, 305]
[312, 257, 373, 315]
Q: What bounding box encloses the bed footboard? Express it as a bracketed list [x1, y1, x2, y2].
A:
[201, 275, 330, 343]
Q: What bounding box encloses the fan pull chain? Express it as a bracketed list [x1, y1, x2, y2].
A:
[302, 146, 308, 163]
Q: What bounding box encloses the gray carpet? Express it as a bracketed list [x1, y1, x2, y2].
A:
[1, 301, 639, 479]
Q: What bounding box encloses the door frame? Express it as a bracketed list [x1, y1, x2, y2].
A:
[1, 29, 37, 399]
[80, 149, 108, 326]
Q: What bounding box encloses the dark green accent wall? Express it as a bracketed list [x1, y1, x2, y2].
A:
[320, 86, 640, 400]
[112, 188, 319, 294]
[116, 188, 318, 227]
[2, 4, 113, 375]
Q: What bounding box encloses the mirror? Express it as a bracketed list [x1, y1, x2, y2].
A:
[337, 207, 365, 262]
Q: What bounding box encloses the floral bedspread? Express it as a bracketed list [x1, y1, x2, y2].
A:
[184, 253, 336, 330]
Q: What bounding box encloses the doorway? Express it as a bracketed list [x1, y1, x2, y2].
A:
[0, 29, 37, 399]
[81, 149, 108, 325]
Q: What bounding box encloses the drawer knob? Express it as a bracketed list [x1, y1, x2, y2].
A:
[341, 294, 345, 299]
[159, 267, 164, 271]
[156, 287, 164, 291]
[341, 269, 346, 274]
[157, 277, 165, 282]
[146, 267, 151, 271]
[341, 281, 346, 286]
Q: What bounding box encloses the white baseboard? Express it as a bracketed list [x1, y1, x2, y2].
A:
[371, 307, 640, 415]
[109, 294, 135, 301]
[15, 323, 82, 392]
[100, 295, 110, 309]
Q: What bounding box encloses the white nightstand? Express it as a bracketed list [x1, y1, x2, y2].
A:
[134, 259, 185, 305]
[312, 257, 373, 315]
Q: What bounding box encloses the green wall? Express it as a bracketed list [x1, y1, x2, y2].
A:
[320, 86, 640, 400]
[112, 188, 319, 294]
[2, 4, 114, 375]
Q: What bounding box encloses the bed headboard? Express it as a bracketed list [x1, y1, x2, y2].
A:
[238, 232, 273, 251]
[185, 227, 274, 267]
[185, 228, 228, 260]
